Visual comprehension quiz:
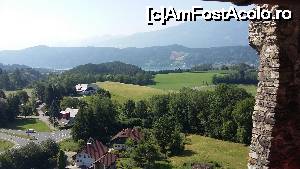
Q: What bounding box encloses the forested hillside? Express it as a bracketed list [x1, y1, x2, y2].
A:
[64, 61, 154, 85]
[0, 45, 258, 70]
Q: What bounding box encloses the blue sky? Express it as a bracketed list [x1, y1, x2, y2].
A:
[0, 0, 252, 50]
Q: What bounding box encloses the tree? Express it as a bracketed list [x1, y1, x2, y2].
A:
[122, 99, 136, 118]
[96, 88, 111, 98]
[0, 90, 6, 99]
[232, 97, 254, 144]
[6, 94, 21, 121]
[72, 96, 118, 142]
[60, 97, 84, 110]
[49, 100, 60, 121]
[123, 129, 161, 169]
[20, 103, 32, 118]
[153, 115, 184, 155]
[0, 98, 8, 127]
[15, 90, 29, 104]
[206, 84, 251, 139]
[0, 139, 59, 169]
[134, 100, 148, 118]
[57, 150, 67, 169]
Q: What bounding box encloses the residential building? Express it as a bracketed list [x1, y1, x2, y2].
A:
[75, 84, 98, 95]
[111, 128, 142, 150]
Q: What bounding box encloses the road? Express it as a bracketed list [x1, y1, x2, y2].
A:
[0, 129, 71, 150]
[0, 103, 71, 152]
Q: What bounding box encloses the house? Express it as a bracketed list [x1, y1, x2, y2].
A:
[75, 84, 98, 95]
[92, 153, 118, 169]
[58, 108, 79, 126]
[75, 138, 108, 168]
[111, 128, 143, 150]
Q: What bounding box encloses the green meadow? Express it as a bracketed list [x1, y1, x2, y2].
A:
[169, 135, 249, 169]
[96, 81, 166, 103]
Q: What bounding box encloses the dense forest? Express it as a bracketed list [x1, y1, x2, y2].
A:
[212, 63, 258, 85]
[64, 61, 154, 85]
[70, 84, 254, 145]
[0, 68, 44, 90]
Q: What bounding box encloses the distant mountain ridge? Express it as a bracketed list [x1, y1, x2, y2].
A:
[82, 20, 249, 48]
[0, 45, 257, 70]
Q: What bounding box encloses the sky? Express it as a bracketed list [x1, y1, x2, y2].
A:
[0, 0, 252, 50]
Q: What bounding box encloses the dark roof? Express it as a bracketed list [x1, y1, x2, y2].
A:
[111, 128, 143, 142]
[82, 138, 108, 160]
[93, 153, 118, 167]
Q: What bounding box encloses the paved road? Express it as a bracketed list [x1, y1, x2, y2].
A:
[0, 103, 71, 152]
[0, 129, 71, 150]
[37, 104, 56, 130]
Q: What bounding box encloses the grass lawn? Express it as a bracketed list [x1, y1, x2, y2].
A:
[96, 81, 166, 103]
[4, 88, 33, 97]
[237, 85, 257, 96]
[169, 135, 249, 169]
[148, 72, 221, 91]
[0, 140, 14, 152]
[5, 118, 51, 132]
[59, 138, 79, 152]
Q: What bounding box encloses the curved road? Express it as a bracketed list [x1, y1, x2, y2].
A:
[0, 129, 71, 150]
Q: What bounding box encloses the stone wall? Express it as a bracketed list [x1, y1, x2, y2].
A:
[248, 4, 300, 169]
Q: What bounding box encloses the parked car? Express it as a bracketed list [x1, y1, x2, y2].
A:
[26, 129, 36, 133]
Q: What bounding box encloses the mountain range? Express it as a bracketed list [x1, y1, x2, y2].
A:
[0, 45, 257, 70]
[81, 20, 249, 48]
[0, 20, 256, 70]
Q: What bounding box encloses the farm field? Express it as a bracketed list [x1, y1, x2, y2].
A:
[148, 72, 220, 91]
[96, 81, 166, 103]
[0, 140, 14, 152]
[5, 118, 51, 132]
[169, 135, 249, 169]
[148, 72, 257, 96]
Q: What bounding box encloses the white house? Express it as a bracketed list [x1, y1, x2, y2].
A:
[59, 108, 79, 126]
[75, 138, 108, 168]
[75, 84, 98, 95]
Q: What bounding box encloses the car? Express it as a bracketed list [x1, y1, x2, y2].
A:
[26, 129, 36, 133]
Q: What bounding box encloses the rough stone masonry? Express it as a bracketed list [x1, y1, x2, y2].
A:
[248, 4, 300, 169]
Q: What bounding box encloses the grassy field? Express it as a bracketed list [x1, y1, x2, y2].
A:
[4, 88, 33, 97]
[59, 138, 79, 152]
[169, 135, 249, 169]
[96, 82, 166, 103]
[148, 72, 257, 96]
[0, 140, 14, 152]
[148, 72, 220, 91]
[5, 118, 51, 132]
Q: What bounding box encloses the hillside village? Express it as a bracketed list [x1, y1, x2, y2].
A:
[0, 62, 256, 169]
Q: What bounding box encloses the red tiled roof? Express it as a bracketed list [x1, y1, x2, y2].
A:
[94, 153, 118, 167]
[111, 128, 143, 142]
[82, 138, 108, 160]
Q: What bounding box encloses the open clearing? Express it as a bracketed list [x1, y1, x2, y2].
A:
[0, 140, 14, 152]
[59, 138, 79, 152]
[148, 72, 220, 91]
[5, 118, 51, 132]
[4, 88, 33, 97]
[96, 81, 166, 103]
[148, 72, 257, 96]
[169, 135, 249, 169]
